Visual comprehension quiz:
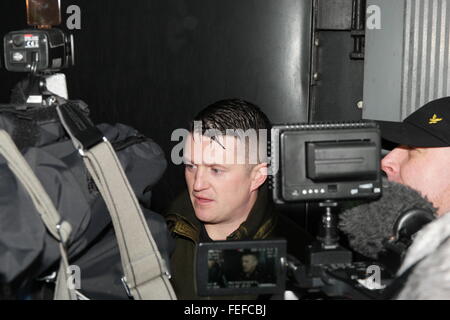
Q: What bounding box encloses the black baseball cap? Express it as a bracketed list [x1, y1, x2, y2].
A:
[378, 97, 450, 148]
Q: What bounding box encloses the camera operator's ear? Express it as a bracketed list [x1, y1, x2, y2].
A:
[250, 163, 268, 192]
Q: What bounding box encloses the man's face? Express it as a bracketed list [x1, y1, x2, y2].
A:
[381, 146, 450, 215]
[241, 255, 258, 274]
[184, 133, 267, 227]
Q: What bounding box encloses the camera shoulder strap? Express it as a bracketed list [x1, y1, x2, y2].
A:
[0, 130, 77, 300]
[55, 102, 176, 300]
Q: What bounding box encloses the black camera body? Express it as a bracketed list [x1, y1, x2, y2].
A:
[269, 122, 382, 204]
[3, 28, 74, 73]
[267, 122, 389, 299]
[196, 122, 390, 299]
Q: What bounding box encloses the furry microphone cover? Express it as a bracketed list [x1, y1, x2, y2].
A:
[339, 180, 437, 259]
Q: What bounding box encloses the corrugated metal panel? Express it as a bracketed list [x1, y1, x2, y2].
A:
[363, 0, 405, 121]
[401, 0, 450, 118]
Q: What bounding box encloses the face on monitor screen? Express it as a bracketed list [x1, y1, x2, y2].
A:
[196, 240, 286, 296]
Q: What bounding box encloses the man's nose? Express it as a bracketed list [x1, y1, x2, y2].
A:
[381, 150, 401, 182]
[193, 167, 209, 191]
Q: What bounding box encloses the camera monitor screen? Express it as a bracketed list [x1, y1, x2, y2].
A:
[270, 122, 382, 204]
[196, 240, 287, 297]
[27, 0, 61, 26]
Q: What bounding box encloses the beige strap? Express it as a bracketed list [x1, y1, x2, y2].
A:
[0, 130, 76, 300]
[55, 104, 176, 300]
[80, 140, 176, 300]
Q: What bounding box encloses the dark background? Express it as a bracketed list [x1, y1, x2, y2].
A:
[0, 0, 365, 233]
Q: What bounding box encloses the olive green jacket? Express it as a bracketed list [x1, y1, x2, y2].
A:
[165, 185, 313, 300]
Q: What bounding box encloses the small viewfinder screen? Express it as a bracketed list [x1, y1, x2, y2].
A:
[196, 240, 286, 296]
[207, 247, 279, 290]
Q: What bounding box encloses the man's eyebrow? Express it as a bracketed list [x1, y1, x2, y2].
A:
[206, 163, 228, 169]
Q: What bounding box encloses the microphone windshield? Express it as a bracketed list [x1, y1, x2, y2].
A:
[339, 180, 436, 259]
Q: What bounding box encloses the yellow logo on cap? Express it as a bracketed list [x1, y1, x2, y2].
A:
[429, 114, 443, 124]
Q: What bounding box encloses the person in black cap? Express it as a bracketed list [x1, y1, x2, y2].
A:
[379, 97, 450, 299]
[380, 97, 450, 216]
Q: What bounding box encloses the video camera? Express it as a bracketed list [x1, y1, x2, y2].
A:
[1, 0, 74, 108]
[270, 121, 390, 299]
[3, 0, 74, 74]
[195, 121, 393, 299]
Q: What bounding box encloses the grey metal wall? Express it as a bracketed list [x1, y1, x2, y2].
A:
[364, 0, 450, 121]
[363, 0, 404, 120]
[401, 0, 450, 118]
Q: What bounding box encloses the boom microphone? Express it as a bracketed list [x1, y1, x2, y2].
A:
[339, 180, 436, 260]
